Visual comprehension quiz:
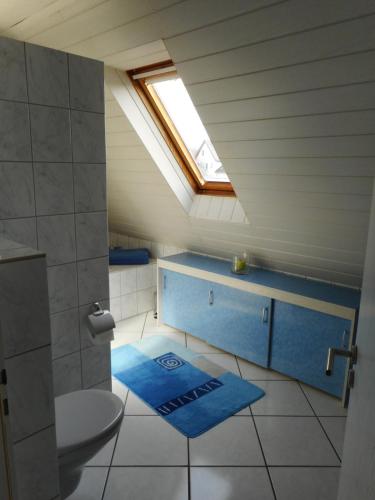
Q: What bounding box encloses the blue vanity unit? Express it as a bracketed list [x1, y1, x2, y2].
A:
[157, 253, 360, 400]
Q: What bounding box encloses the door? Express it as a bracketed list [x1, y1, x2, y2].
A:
[204, 282, 271, 367]
[271, 301, 351, 397]
[337, 182, 375, 500]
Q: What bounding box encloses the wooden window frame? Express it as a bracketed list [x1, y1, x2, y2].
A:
[128, 61, 235, 197]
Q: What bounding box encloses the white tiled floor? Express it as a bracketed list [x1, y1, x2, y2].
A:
[73, 311, 347, 500]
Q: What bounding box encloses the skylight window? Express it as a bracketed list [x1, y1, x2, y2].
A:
[129, 61, 234, 196]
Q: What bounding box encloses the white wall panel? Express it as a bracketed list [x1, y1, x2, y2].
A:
[207, 111, 375, 141]
[176, 15, 375, 84]
[8, 0, 372, 286]
[187, 51, 375, 105]
[197, 82, 375, 123]
[167, 0, 375, 62]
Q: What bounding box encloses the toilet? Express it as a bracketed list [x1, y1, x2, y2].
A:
[55, 389, 124, 498]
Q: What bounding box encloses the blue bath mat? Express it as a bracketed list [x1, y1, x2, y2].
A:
[111, 336, 265, 437]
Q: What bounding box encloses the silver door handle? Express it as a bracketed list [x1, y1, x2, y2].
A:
[208, 289, 214, 305]
[326, 345, 357, 376]
[262, 307, 269, 323]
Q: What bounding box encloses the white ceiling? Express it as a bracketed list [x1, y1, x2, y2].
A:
[1, 0, 375, 287]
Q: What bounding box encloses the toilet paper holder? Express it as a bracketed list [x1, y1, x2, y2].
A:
[86, 302, 115, 344]
[92, 302, 105, 316]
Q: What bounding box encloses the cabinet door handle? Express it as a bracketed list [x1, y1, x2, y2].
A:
[208, 289, 214, 305]
[262, 307, 269, 323]
[163, 274, 167, 289]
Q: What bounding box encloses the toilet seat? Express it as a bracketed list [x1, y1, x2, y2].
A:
[55, 389, 124, 457]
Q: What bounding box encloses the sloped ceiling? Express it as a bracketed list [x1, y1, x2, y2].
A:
[2, 0, 375, 286]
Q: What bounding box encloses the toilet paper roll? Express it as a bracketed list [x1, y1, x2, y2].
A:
[90, 329, 114, 345]
[87, 309, 115, 345]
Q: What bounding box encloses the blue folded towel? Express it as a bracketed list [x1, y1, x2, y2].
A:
[109, 247, 150, 265]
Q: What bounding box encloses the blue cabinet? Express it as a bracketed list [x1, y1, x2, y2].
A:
[159, 253, 359, 399]
[270, 301, 351, 397]
[161, 269, 271, 366]
[204, 281, 271, 367]
[162, 269, 212, 338]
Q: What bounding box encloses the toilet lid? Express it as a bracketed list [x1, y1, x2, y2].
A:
[55, 389, 124, 456]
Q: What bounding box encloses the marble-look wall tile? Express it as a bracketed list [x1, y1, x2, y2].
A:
[52, 351, 82, 396]
[71, 110, 105, 163]
[0, 256, 50, 358]
[120, 268, 137, 294]
[0, 218, 37, 248]
[110, 296, 122, 322]
[73, 163, 106, 212]
[30, 105, 71, 162]
[13, 426, 59, 500]
[6, 346, 55, 442]
[109, 271, 121, 298]
[77, 256, 109, 305]
[47, 262, 78, 314]
[37, 214, 76, 266]
[76, 211, 108, 260]
[90, 379, 112, 391]
[121, 292, 137, 319]
[0, 162, 35, 218]
[26, 43, 69, 107]
[69, 54, 104, 113]
[0, 101, 31, 161]
[82, 344, 111, 388]
[34, 162, 74, 215]
[0, 237, 25, 251]
[137, 288, 155, 314]
[136, 265, 154, 290]
[50, 308, 80, 360]
[0, 37, 27, 101]
[79, 299, 110, 349]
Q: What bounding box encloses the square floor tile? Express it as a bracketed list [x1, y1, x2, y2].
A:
[111, 331, 142, 350]
[236, 406, 251, 416]
[144, 311, 182, 334]
[191, 467, 274, 500]
[320, 417, 346, 459]
[238, 358, 291, 380]
[111, 377, 128, 402]
[112, 416, 188, 465]
[202, 354, 240, 376]
[186, 334, 224, 354]
[103, 467, 188, 500]
[125, 391, 157, 415]
[190, 416, 264, 466]
[142, 331, 186, 345]
[86, 436, 117, 466]
[254, 416, 340, 466]
[270, 467, 340, 500]
[115, 314, 146, 333]
[251, 381, 314, 416]
[300, 384, 347, 416]
[66, 467, 108, 499]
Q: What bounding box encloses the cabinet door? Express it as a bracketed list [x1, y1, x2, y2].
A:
[204, 282, 271, 367]
[161, 269, 212, 337]
[271, 301, 351, 397]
